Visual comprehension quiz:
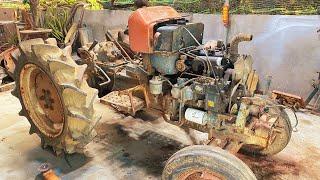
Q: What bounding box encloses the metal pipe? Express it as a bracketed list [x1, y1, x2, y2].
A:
[159, 75, 173, 87]
[106, 31, 133, 62]
[88, 40, 98, 51]
[229, 33, 253, 56]
[179, 78, 197, 88]
[95, 64, 111, 86]
[305, 87, 319, 105]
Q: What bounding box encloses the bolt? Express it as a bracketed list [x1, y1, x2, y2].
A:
[39, 89, 55, 110]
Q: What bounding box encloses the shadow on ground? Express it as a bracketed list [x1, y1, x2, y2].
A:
[24, 113, 305, 179]
[95, 122, 185, 176]
[26, 144, 92, 176]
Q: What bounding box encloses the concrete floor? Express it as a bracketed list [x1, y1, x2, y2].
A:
[0, 90, 320, 180]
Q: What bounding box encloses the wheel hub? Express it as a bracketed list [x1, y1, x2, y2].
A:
[19, 63, 65, 138]
[179, 169, 225, 180]
[39, 89, 54, 110]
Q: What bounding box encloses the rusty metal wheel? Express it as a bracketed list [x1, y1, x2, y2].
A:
[162, 145, 256, 180]
[19, 63, 65, 138]
[241, 96, 292, 156]
[12, 39, 100, 154]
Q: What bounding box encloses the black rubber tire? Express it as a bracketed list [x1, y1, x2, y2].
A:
[162, 145, 256, 180]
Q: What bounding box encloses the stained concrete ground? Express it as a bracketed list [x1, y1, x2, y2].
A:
[0, 90, 320, 180]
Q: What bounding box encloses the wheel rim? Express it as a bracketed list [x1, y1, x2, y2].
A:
[20, 63, 65, 138]
[241, 108, 291, 155]
[179, 169, 226, 180]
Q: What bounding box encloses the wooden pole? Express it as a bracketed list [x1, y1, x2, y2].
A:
[29, 0, 39, 29]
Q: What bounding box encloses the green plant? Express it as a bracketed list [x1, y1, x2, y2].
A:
[43, 7, 70, 43]
[0, 2, 29, 9]
[39, 0, 102, 10]
[86, 0, 103, 10]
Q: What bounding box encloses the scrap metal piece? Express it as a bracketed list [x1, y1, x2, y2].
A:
[246, 70, 259, 96]
[64, 22, 79, 45]
[271, 90, 305, 110]
[0, 46, 18, 77]
[101, 84, 150, 116]
[150, 52, 179, 75]
[101, 91, 145, 115]
[101, 91, 145, 116]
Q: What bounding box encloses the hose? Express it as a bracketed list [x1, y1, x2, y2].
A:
[265, 104, 299, 132]
[288, 107, 299, 132]
[229, 33, 253, 55]
[229, 33, 253, 62]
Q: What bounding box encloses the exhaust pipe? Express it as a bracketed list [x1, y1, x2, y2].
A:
[229, 33, 253, 59]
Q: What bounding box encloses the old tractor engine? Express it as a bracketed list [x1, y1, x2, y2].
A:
[13, 6, 292, 180]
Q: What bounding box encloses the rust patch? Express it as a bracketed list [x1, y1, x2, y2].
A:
[237, 154, 300, 179]
[0, 137, 6, 142]
[299, 119, 313, 126]
[297, 146, 320, 179]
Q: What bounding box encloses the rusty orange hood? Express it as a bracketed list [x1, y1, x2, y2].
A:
[128, 6, 182, 53]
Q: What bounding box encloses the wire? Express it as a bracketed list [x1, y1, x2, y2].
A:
[288, 107, 299, 132]
[182, 27, 216, 78]
[228, 81, 241, 112]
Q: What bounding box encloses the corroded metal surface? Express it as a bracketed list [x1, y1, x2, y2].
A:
[101, 91, 145, 115]
[272, 90, 305, 109]
[0, 46, 17, 77]
[12, 39, 100, 154]
[19, 63, 65, 137]
[101, 84, 150, 116]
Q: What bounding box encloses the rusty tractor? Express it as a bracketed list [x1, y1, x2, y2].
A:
[12, 6, 292, 180]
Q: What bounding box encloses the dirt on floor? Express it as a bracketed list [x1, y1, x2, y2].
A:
[0, 91, 320, 180]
